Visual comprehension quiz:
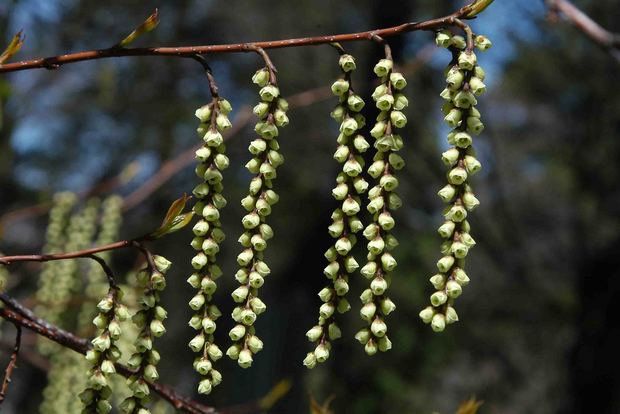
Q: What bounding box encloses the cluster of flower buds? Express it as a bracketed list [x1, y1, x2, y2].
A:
[304, 52, 369, 369]
[187, 97, 232, 394]
[120, 256, 170, 414]
[227, 66, 288, 369]
[419, 31, 491, 332]
[355, 55, 407, 356]
[79, 285, 130, 413]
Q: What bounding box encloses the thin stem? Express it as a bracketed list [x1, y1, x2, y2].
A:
[0, 323, 21, 406]
[0, 4, 479, 73]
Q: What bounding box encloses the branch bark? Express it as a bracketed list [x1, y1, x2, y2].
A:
[0, 322, 21, 406]
[0, 5, 476, 73]
[546, 0, 620, 63]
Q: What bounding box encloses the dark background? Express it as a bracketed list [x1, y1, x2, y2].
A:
[1, 0, 619, 413]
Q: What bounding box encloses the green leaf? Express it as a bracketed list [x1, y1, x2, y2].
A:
[0, 30, 25, 65]
[456, 397, 484, 414]
[149, 194, 193, 238]
[464, 0, 495, 18]
[117, 9, 159, 48]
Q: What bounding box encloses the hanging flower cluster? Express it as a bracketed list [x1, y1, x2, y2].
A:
[227, 65, 288, 369]
[355, 50, 407, 355]
[304, 51, 369, 368]
[120, 255, 170, 413]
[79, 284, 130, 414]
[419, 31, 491, 332]
[187, 96, 231, 394]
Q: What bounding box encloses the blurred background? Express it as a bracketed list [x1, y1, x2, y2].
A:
[1, 0, 619, 413]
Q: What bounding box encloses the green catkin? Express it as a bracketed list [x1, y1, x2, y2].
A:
[419, 32, 491, 332]
[226, 66, 288, 369]
[304, 52, 369, 368]
[79, 285, 130, 414]
[187, 96, 231, 395]
[78, 195, 124, 334]
[120, 256, 170, 414]
[354, 53, 408, 355]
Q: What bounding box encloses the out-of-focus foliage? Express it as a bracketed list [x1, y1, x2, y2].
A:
[0, 1, 619, 413]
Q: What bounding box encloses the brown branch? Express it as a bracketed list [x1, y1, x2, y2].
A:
[0, 239, 132, 265]
[0, 322, 21, 406]
[0, 5, 477, 73]
[0, 303, 215, 414]
[546, 0, 620, 62]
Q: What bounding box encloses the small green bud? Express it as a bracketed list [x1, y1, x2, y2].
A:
[339, 54, 356, 72]
[347, 94, 365, 112]
[380, 297, 396, 315]
[238, 349, 253, 368]
[389, 72, 407, 90]
[355, 328, 371, 344]
[458, 51, 477, 70]
[360, 261, 377, 278]
[446, 205, 468, 222]
[446, 67, 464, 91]
[370, 121, 386, 139]
[464, 155, 482, 175]
[430, 291, 448, 307]
[324, 261, 340, 279]
[204, 130, 223, 147]
[376, 94, 394, 111]
[240, 309, 257, 326]
[303, 352, 317, 369]
[189, 293, 206, 311]
[334, 277, 349, 296]
[454, 90, 477, 109]
[318, 287, 334, 303]
[444, 108, 463, 128]
[306, 325, 323, 342]
[475, 35, 492, 51]
[377, 335, 392, 352]
[419, 306, 435, 324]
[438, 221, 456, 238]
[314, 344, 330, 363]
[247, 335, 264, 353]
[202, 317, 216, 334]
[446, 306, 459, 324]
[451, 35, 467, 50]
[431, 313, 446, 332]
[252, 68, 270, 86]
[436, 31, 452, 47]
[378, 212, 395, 231]
[337, 298, 351, 313]
[463, 192, 480, 210]
[229, 324, 247, 341]
[231, 285, 249, 303]
[195, 105, 212, 122]
[374, 59, 393, 77]
[335, 237, 353, 255]
[371, 277, 388, 295]
[371, 318, 388, 337]
[446, 280, 463, 298]
[331, 79, 350, 96]
[319, 302, 336, 319]
[340, 118, 359, 137]
[380, 252, 397, 271]
[259, 85, 280, 102]
[469, 76, 486, 96]
[92, 333, 111, 352]
[216, 113, 232, 131]
[189, 333, 205, 352]
[365, 340, 378, 356]
[328, 322, 342, 340]
[448, 167, 468, 185]
[437, 255, 455, 273]
[390, 110, 407, 128]
[466, 116, 485, 135]
[360, 302, 377, 321]
[274, 109, 289, 127]
[226, 344, 241, 360]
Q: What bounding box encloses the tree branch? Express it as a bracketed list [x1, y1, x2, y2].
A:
[0, 5, 477, 73]
[0, 301, 216, 414]
[546, 0, 620, 63]
[0, 322, 21, 406]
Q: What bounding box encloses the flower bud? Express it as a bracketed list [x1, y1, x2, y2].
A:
[303, 352, 317, 369]
[189, 334, 205, 352]
[202, 317, 216, 334]
[370, 121, 386, 139]
[371, 277, 388, 295]
[314, 344, 330, 362]
[319, 302, 335, 319]
[376, 94, 394, 111]
[259, 85, 279, 102]
[339, 54, 356, 72]
[446, 280, 463, 298]
[231, 286, 249, 303]
[437, 255, 455, 273]
[252, 68, 270, 86]
[226, 344, 241, 360]
[360, 302, 377, 321]
[337, 298, 351, 313]
[431, 313, 446, 332]
[334, 277, 349, 296]
[242, 212, 260, 230]
[360, 261, 377, 279]
[462, 192, 480, 211]
[448, 167, 468, 185]
[189, 293, 206, 311]
[446, 205, 468, 222]
[342, 197, 361, 216]
[331, 79, 350, 95]
[335, 237, 352, 255]
[274, 109, 289, 127]
[204, 130, 223, 147]
[365, 340, 378, 356]
[475, 35, 492, 51]
[347, 94, 365, 112]
[381, 252, 397, 271]
[446, 68, 464, 91]
[229, 324, 247, 341]
[340, 118, 359, 137]
[444, 108, 463, 128]
[464, 155, 482, 175]
[454, 90, 477, 109]
[306, 325, 323, 342]
[374, 59, 393, 77]
[390, 72, 407, 90]
[430, 291, 448, 307]
[458, 51, 477, 70]
[446, 306, 459, 324]
[240, 309, 257, 326]
[378, 212, 395, 231]
[380, 297, 396, 315]
[390, 110, 407, 128]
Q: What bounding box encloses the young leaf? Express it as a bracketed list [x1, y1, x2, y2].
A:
[456, 397, 484, 414]
[149, 194, 192, 238]
[116, 9, 159, 48]
[0, 30, 25, 65]
[464, 0, 495, 18]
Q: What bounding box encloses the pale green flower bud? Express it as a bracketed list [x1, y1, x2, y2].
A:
[390, 110, 407, 128]
[371, 277, 388, 295]
[331, 105, 345, 122]
[475, 35, 492, 51]
[240, 309, 257, 326]
[448, 167, 468, 185]
[365, 340, 378, 356]
[368, 160, 385, 179]
[249, 138, 267, 155]
[93, 313, 108, 329]
[92, 333, 111, 352]
[245, 157, 261, 174]
[253, 102, 270, 118]
[314, 344, 330, 363]
[441, 148, 460, 167]
[319, 302, 335, 319]
[435, 30, 452, 47]
[372, 84, 388, 100]
[97, 296, 114, 313]
[446, 68, 464, 91]
[454, 90, 477, 109]
[231, 285, 249, 303]
[331, 79, 350, 96]
[195, 105, 212, 122]
[241, 212, 260, 230]
[466, 116, 485, 135]
[380, 174, 399, 192]
[360, 288, 374, 304]
[451, 241, 469, 258]
[326, 322, 341, 340]
[247, 335, 263, 353]
[446, 280, 463, 298]
[189, 333, 206, 352]
[201, 317, 216, 334]
[255, 260, 271, 276]
[371, 318, 388, 337]
[259, 223, 274, 240]
[306, 325, 323, 342]
[360, 302, 377, 321]
[337, 298, 351, 313]
[318, 287, 334, 303]
[328, 220, 344, 238]
[342, 197, 361, 216]
[252, 68, 270, 86]
[256, 122, 279, 139]
[226, 344, 241, 360]
[339, 54, 357, 72]
[376, 94, 394, 111]
[274, 109, 289, 127]
[463, 192, 480, 210]
[446, 205, 468, 222]
[458, 51, 477, 70]
[437, 255, 455, 273]
[344, 255, 359, 273]
[214, 153, 230, 170]
[390, 72, 407, 90]
[438, 221, 456, 238]
[461, 232, 476, 247]
[419, 306, 435, 324]
[108, 319, 122, 340]
[334, 277, 349, 296]
[430, 291, 448, 307]
[251, 234, 267, 251]
[229, 324, 247, 342]
[259, 85, 279, 102]
[340, 118, 359, 137]
[374, 59, 393, 77]
[446, 306, 459, 324]
[361, 261, 377, 279]
[378, 212, 395, 231]
[454, 132, 473, 149]
[324, 261, 340, 279]
[202, 204, 220, 221]
[248, 297, 266, 315]
[464, 155, 482, 174]
[367, 236, 385, 255]
[444, 108, 463, 128]
[249, 271, 264, 287]
[370, 121, 386, 139]
[237, 349, 253, 368]
[333, 145, 350, 163]
[332, 182, 349, 200]
[380, 297, 396, 315]
[216, 114, 232, 131]
[195, 146, 211, 162]
[431, 313, 446, 332]
[335, 237, 352, 255]
[347, 94, 365, 112]
[430, 275, 446, 292]
[255, 197, 272, 216]
[189, 293, 206, 311]
[381, 252, 397, 271]
[353, 177, 369, 195]
[440, 87, 454, 101]
[474, 65, 486, 80]
[303, 352, 317, 368]
[195, 357, 213, 375]
[204, 130, 223, 147]
[469, 76, 486, 96]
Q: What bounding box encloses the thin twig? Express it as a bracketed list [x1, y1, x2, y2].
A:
[0, 3, 480, 73]
[546, 0, 620, 63]
[0, 323, 21, 405]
